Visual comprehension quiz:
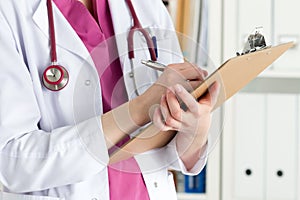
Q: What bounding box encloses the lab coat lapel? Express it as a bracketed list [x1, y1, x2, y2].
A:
[107, 0, 131, 62]
[32, 0, 91, 63]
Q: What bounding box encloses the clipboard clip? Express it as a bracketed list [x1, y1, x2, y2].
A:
[237, 27, 270, 56]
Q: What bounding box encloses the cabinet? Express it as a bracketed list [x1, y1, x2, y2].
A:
[221, 0, 300, 200]
[222, 80, 300, 200]
[232, 94, 265, 199]
[169, 0, 300, 198]
[172, 0, 300, 199]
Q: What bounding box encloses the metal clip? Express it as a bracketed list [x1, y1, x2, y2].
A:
[237, 27, 269, 56]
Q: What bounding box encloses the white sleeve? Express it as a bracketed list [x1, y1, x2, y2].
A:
[165, 137, 207, 175]
[0, 10, 108, 193]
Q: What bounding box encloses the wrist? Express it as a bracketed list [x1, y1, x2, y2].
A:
[130, 92, 158, 126]
[176, 132, 208, 158]
[143, 84, 166, 103]
[135, 85, 165, 122]
[176, 134, 208, 171]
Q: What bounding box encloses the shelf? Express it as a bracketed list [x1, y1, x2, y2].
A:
[259, 70, 300, 78]
[177, 193, 206, 200]
[241, 74, 300, 94]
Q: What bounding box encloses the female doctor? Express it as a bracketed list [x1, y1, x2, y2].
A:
[0, 0, 219, 199]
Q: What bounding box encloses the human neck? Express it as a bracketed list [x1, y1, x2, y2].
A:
[78, 0, 93, 13]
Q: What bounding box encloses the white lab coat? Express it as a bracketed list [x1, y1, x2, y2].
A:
[0, 0, 207, 199]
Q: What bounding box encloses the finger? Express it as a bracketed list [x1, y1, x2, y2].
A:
[152, 107, 172, 132]
[189, 63, 209, 77]
[166, 90, 182, 121]
[202, 69, 208, 77]
[181, 62, 208, 79]
[167, 63, 208, 85]
[168, 62, 190, 70]
[198, 81, 220, 108]
[180, 67, 207, 82]
[185, 80, 201, 90]
[173, 84, 199, 113]
[161, 93, 182, 129]
[160, 94, 168, 123]
[168, 62, 206, 78]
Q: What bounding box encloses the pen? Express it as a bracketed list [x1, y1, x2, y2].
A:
[141, 60, 166, 71]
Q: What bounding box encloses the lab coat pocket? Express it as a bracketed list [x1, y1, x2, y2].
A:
[143, 26, 183, 66]
[1, 192, 61, 200]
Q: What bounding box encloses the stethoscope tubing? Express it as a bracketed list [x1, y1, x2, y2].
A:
[126, 0, 157, 61]
[125, 0, 159, 96]
[43, 0, 69, 91]
[46, 0, 57, 63]
[43, 0, 157, 92]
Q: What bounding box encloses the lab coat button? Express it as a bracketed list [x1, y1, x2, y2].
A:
[129, 72, 134, 78]
[154, 182, 158, 188]
[85, 80, 91, 86]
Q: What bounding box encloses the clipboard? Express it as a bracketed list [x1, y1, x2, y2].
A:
[109, 42, 294, 164]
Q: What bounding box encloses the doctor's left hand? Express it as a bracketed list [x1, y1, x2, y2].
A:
[102, 63, 209, 149]
[152, 82, 220, 171]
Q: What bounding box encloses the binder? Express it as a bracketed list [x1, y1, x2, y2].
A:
[185, 166, 206, 193]
[109, 42, 294, 164]
[265, 94, 297, 199]
[233, 93, 265, 199]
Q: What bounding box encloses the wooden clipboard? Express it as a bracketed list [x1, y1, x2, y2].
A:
[109, 42, 294, 164]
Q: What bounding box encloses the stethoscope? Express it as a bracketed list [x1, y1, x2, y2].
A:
[43, 0, 69, 91]
[43, 0, 157, 92]
[126, 0, 158, 96]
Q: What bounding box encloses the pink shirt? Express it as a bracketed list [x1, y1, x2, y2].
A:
[53, 0, 150, 199]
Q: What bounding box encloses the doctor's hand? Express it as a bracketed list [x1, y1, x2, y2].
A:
[102, 63, 209, 149]
[140, 62, 207, 118]
[152, 82, 220, 171]
[155, 62, 208, 92]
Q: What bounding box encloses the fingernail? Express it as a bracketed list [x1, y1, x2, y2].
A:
[175, 84, 182, 92]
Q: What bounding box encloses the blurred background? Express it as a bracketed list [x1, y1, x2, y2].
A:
[166, 0, 300, 200]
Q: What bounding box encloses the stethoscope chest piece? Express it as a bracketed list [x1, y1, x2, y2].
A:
[42, 65, 69, 91]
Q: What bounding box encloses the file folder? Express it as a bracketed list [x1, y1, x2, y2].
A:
[185, 166, 206, 193]
[109, 42, 294, 164]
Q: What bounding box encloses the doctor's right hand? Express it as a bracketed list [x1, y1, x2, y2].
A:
[141, 62, 208, 108]
[155, 62, 207, 92]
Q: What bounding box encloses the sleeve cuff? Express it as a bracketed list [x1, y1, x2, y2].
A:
[167, 137, 208, 175]
[76, 116, 109, 166]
